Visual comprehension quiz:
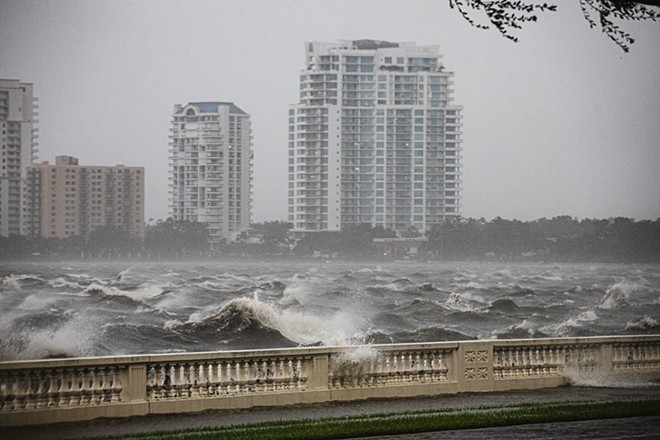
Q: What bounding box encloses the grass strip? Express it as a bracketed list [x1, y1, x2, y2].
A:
[83, 399, 660, 440]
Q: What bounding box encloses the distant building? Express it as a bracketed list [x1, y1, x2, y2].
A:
[288, 40, 463, 234]
[169, 102, 252, 247]
[25, 156, 144, 239]
[0, 79, 38, 236]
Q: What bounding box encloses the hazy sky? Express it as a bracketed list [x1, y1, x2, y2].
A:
[1, 0, 659, 222]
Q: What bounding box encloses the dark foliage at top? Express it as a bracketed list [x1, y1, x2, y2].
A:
[450, 0, 659, 52]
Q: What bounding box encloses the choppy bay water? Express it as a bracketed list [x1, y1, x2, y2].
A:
[0, 261, 659, 361]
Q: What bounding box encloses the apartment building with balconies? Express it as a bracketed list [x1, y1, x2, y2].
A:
[0, 79, 38, 236]
[169, 102, 252, 247]
[288, 40, 462, 234]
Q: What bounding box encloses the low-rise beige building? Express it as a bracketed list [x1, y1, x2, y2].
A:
[25, 156, 144, 239]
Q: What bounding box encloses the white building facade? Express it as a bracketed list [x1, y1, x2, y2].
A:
[288, 40, 462, 234]
[169, 102, 252, 247]
[0, 79, 38, 237]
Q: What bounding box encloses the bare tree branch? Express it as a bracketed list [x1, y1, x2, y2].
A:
[449, 0, 659, 53]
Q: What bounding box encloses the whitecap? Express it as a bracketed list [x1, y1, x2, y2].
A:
[445, 291, 486, 311]
[598, 281, 642, 309]
[625, 316, 659, 331]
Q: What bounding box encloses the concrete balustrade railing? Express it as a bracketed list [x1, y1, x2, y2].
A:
[1, 335, 659, 426]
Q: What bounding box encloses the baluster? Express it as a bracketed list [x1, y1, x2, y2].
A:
[502, 349, 509, 377]
[191, 363, 200, 397]
[238, 361, 247, 393]
[109, 366, 122, 402]
[388, 353, 395, 383]
[20, 371, 34, 410]
[231, 361, 239, 393]
[226, 362, 234, 394]
[291, 359, 298, 389]
[45, 369, 58, 407]
[253, 360, 261, 392]
[151, 365, 161, 399]
[179, 364, 189, 397]
[265, 360, 274, 391]
[412, 353, 420, 381]
[440, 351, 449, 380]
[231, 361, 241, 394]
[217, 362, 225, 394]
[496, 350, 504, 378]
[0, 372, 10, 410]
[91, 368, 103, 405]
[364, 355, 373, 386]
[394, 353, 402, 383]
[218, 362, 228, 394]
[284, 359, 292, 390]
[154, 365, 164, 399]
[80, 369, 93, 405]
[290, 359, 297, 389]
[254, 360, 263, 392]
[172, 364, 182, 398]
[187, 364, 196, 397]
[69, 370, 83, 406]
[35, 370, 49, 408]
[146, 366, 155, 399]
[13, 372, 27, 410]
[293, 358, 300, 389]
[278, 359, 286, 390]
[421, 352, 429, 381]
[57, 369, 70, 406]
[511, 349, 519, 377]
[206, 363, 215, 396]
[194, 363, 203, 397]
[612, 345, 619, 368]
[538, 347, 546, 375]
[382, 353, 390, 384]
[400, 353, 407, 382]
[277, 359, 285, 391]
[243, 361, 252, 392]
[217, 361, 225, 394]
[98, 367, 110, 403]
[403, 353, 411, 382]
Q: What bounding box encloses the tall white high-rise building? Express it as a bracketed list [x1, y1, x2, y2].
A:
[288, 40, 462, 234]
[0, 79, 38, 237]
[169, 102, 252, 247]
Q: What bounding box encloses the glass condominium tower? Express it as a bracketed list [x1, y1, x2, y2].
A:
[169, 102, 252, 247]
[288, 40, 462, 234]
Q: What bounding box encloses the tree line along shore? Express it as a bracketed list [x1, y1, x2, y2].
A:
[1, 216, 658, 263]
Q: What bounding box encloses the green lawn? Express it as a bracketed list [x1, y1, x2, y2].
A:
[85, 399, 660, 440]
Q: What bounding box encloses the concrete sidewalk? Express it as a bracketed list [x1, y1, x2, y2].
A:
[1, 386, 659, 440]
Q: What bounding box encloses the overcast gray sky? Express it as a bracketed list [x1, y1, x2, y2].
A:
[1, 0, 659, 222]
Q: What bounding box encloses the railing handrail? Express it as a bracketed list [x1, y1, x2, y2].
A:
[2, 334, 659, 427]
[1, 335, 657, 370]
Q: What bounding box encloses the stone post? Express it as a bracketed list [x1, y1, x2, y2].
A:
[307, 354, 329, 390]
[120, 363, 147, 402]
[457, 340, 494, 393]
